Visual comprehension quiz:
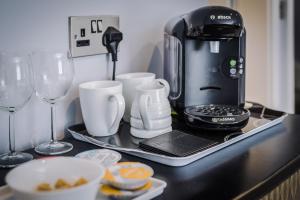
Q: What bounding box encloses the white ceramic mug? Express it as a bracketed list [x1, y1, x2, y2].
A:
[131, 100, 171, 119]
[130, 126, 172, 139]
[130, 116, 172, 130]
[79, 81, 125, 137]
[131, 79, 171, 130]
[116, 72, 155, 122]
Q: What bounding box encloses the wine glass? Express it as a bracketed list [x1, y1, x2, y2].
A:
[32, 51, 74, 155]
[0, 52, 34, 168]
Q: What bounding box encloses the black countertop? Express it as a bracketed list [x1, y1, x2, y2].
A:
[1, 115, 300, 200]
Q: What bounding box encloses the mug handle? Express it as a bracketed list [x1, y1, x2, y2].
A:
[139, 94, 152, 130]
[108, 94, 125, 134]
[156, 79, 170, 97]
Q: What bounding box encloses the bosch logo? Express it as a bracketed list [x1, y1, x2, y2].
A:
[217, 15, 231, 20]
[210, 15, 216, 20]
[212, 117, 235, 123]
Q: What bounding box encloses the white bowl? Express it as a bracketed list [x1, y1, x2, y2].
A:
[6, 157, 105, 200]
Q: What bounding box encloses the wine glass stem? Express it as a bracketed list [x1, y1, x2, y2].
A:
[50, 104, 56, 143]
[8, 111, 16, 155]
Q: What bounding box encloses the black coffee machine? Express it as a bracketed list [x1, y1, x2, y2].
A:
[164, 6, 250, 131]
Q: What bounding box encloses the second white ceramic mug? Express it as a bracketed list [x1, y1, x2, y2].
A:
[79, 81, 125, 137]
[116, 72, 156, 122]
[130, 116, 172, 130]
[131, 79, 171, 130]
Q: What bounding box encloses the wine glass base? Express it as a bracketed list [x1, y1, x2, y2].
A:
[35, 141, 73, 155]
[0, 152, 33, 168]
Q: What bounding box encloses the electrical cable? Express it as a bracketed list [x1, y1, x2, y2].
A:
[112, 61, 116, 80]
[102, 27, 123, 80]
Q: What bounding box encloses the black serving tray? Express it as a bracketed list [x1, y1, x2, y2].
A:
[68, 102, 287, 166]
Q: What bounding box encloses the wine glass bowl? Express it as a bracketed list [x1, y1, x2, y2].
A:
[32, 51, 74, 155]
[0, 52, 34, 168]
[0, 53, 33, 111]
[33, 52, 74, 104]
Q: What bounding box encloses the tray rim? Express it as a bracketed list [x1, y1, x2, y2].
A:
[68, 112, 288, 166]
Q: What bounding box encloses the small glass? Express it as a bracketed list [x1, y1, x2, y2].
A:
[0, 52, 34, 168]
[32, 51, 74, 155]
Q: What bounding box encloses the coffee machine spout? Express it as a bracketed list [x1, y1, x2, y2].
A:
[209, 41, 220, 53]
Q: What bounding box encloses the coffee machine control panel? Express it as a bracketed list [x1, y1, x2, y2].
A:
[222, 57, 244, 79]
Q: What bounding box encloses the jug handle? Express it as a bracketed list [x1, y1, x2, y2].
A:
[108, 94, 125, 134]
[156, 79, 170, 97]
[139, 94, 152, 130]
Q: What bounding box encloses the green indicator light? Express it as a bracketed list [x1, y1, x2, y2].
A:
[230, 59, 237, 66]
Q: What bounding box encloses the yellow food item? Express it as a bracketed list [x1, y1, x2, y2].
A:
[36, 183, 52, 192]
[73, 177, 88, 187]
[116, 162, 153, 180]
[119, 167, 152, 179]
[103, 162, 153, 187]
[117, 162, 135, 165]
[139, 180, 152, 190]
[100, 184, 123, 196]
[36, 178, 89, 192]
[103, 170, 116, 182]
[100, 181, 153, 196]
[55, 179, 72, 189]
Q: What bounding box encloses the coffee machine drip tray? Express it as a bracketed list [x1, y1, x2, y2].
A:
[184, 104, 250, 131]
[68, 102, 287, 167]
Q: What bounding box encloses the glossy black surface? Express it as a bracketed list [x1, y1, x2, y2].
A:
[184, 6, 243, 39]
[1, 115, 300, 200]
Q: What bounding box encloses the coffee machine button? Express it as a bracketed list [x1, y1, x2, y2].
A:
[230, 59, 237, 66]
[239, 69, 244, 74]
[230, 68, 237, 75]
[239, 57, 244, 63]
[239, 64, 244, 69]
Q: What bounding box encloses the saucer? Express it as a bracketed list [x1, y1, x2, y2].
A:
[75, 149, 122, 167]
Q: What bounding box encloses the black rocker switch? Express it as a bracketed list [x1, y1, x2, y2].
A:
[80, 28, 85, 37]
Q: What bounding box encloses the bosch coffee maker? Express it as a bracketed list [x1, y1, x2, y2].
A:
[164, 6, 250, 131]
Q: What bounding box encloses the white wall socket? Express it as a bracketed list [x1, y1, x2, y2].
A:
[68, 15, 119, 57]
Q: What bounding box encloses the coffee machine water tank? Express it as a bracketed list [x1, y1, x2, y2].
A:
[164, 6, 246, 115]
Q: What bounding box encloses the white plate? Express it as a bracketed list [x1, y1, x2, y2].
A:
[0, 177, 167, 200]
[75, 149, 121, 167]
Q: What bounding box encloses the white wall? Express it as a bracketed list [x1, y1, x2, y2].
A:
[0, 0, 207, 153]
[268, 0, 294, 113]
[235, 0, 269, 106]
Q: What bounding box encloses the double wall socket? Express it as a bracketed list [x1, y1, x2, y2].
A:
[68, 15, 119, 57]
